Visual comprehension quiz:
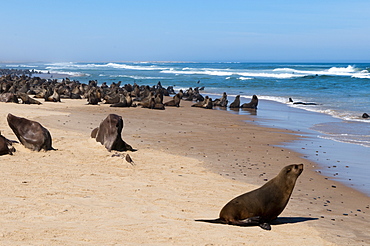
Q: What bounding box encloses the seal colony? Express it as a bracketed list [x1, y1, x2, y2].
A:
[196, 164, 304, 230]
[0, 71, 260, 155]
[0, 70, 258, 110]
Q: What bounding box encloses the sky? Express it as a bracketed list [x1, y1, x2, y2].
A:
[1, 0, 370, 62]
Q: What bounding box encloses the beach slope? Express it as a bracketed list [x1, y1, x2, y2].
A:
[0, 99, 369, 245]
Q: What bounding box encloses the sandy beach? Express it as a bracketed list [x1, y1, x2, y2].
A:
[0, 98, 369, 245]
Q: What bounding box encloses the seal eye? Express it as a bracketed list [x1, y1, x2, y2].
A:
[286, 168, 291, 173]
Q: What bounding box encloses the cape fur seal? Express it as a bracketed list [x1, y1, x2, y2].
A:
[213, 92, 228, 107]
[191, 96, 212, 109]
[196, 164, 303, 230]
[91, 114, 133, 152]
[7, 113, 54, 151]
[0, 131, 15, 155]
[17, 93, 42, 105]
[0, 93, 19, 103]
[164, 93, 181, 107]
[240, 95, 258, 109]
[229, 95, 240, 108]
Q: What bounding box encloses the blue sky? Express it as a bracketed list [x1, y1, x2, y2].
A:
[1, 0, 369, 62]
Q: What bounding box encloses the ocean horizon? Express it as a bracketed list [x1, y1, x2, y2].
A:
[1, 61, 370, 195]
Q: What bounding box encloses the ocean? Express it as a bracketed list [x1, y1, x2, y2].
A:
[2, 62, 370, 195]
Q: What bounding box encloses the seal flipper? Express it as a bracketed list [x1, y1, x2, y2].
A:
[229, 216, 262, 227]
[259, 222, 271, 230]
[239, 216, 272, 230]
[239, 216, 261, 224]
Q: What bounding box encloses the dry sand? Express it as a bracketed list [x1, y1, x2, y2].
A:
[0, 98, 369, 245]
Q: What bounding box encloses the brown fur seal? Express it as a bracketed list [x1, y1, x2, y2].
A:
[164, 94, 181, 107]
[45, 89, 61, 102]
[91, 114, 133, 152]
[229, 95, 240, 108]
[240, 95, 258, 109]
[196, 164, 303, 230]
[0, 92, 19, 103]
[0, 131, 15, 155]
[17, 93, 42, 105]
[213, 92, 228, 107]
[204, 96, 213, 109]
[7, 113, 54, 151]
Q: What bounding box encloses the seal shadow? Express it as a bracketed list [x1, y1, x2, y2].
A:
[270, 216, 318, 225]
[195, 216, 318, 229]
[240, 108, 257, 115]
[115, 148, 137, 152]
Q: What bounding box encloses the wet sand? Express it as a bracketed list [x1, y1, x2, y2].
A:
[0, 98, 369, 245]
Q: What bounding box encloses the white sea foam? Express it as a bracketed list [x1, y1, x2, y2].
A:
[241, 72, 304, 79]
[273, 68, 297, 73]
[160, 69, 232, 76]
[43, 63, 370, 81]
[271, 65, 370, 79]
[318, 135, 370, 148]
[101, 62, 167, 70]
[5, 64, 38, 68]
[238, 77, 253, 80]
[108, 75, 167, 80]
[161, 68, 307, 79]
[328, 65, 357, 73]
[160, 68, 231, 76]
[46, 62, 168, 71]
[351, 70, 370, 79]
[257, 95, 290, 104]
[39, 69, 86, 77]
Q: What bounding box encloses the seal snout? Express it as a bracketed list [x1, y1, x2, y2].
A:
[6, 113, 16, 128]
[294, 164, 304, 175]
[7, 113, 14, 121]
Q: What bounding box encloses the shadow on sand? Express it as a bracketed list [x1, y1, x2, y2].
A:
[270, 217, 318, 225]
[195, 217, 318, 230]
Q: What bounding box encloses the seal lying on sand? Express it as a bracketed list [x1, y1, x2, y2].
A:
[7, 113, 54, 151]
[196, 164, 303, 230]
[17, 93, 42, 105]
[0, 93, 19, 103]
[0, 131, 15, 155]
[164, 94, 181, 107]
[91, 114, 133, 152]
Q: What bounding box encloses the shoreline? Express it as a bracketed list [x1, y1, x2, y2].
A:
[0, 98, 369, 245]
[221, 98, 370, 196]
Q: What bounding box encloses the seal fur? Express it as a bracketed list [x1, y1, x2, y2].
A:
[7, 113, 54, 151]
[196, 164, 303, 230]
